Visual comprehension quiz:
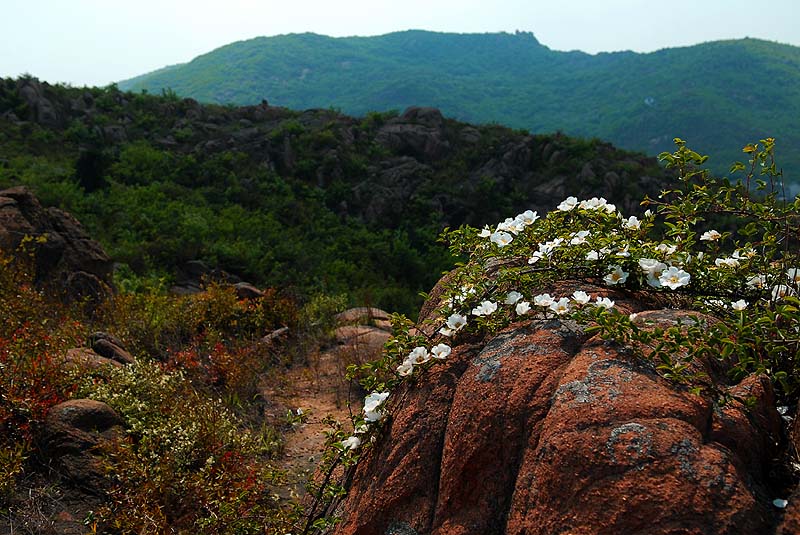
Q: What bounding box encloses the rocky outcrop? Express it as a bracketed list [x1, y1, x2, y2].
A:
[0, 186, 112, 300]
[41, 400, 124, 493]
[16, 78, 62, 127]
[334, 308, 393, 366]
[375, 107, 450, 161]
[332, 285, 785, 535]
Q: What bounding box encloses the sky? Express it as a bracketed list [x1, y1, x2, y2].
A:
[1, 0, 798, 87]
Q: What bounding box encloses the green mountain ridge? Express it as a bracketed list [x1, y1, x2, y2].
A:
[119, 31, 800, 177]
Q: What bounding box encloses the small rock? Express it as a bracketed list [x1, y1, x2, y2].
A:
[91, 338, 135, 365]
[41, 400, 124, 493]
[234, 281, 264, 299]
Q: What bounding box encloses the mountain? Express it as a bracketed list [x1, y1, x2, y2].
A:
[119, 31, 800, 177]
[0, 77, 672, 313]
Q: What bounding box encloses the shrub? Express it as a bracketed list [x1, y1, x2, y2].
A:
[78, 360, 295, 534]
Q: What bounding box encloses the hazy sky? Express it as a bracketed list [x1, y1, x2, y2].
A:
[1, 0, 798, 87]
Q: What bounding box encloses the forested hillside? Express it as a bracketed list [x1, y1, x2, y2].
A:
[120, 31, 800, 176]
[1, 77, 671, 313]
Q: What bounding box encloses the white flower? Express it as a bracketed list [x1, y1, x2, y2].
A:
[647, 274, 663, 288]
[363, 392, 389, 422]
[446, 313, 467, 331]
[572, 290, 591, 305]
[533, 293, 555, 307]
[659, 266, 691, 289]
[655, 243, 677, 256]
[746, 274, 767, 289]
[586, 250, 600, 261]
[700, 230, 721, 241]
[497, 217, 525, 235]
[515, 301, 531, 315]
[731, 299, 748, 311]
[579, 197, 608, 210]
[772, 284, 796, 300]
[438, 326, 455, 337]
[594, 296, 615, 309]
[714, 257, 740, 268]
[629, 312, 638, 321]
[528, 251, 545, 264]
[472, 300, 498, 316]
[644, 209, 653, 218]
[342, 436, 362, 450]
[616, 245, 631, 257]
[557, 196, 578, 211]
[787, 268, 800, 284]
[490, 231, 514, 248]
[504, 291, 523, 304]
[478, 226, 492, 238]
[604, 203, 617, 214]
[549, 297, 571, 315]
[407, 346, 430, 365]
[622, 216, 641, 230]
[734, 248, 756, 259]
[516, 210, 539, 226]
[396, 360, 414, 376]
[538, 238, 564, 255]
[638, 258, 667, 275]
[603, 265, 629, 286]
[354, 424, 368, 434]
[431, 343, 451, 360]
[569, 230, 590, 245]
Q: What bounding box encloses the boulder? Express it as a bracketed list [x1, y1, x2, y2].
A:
[234, 281, 264, 300]
[63, 347, 122, 371]
[0, 186, 112, 299]
[91, 338, 135, 365]
[335, 307, 392, 332]
[41, 400, 124, 493]
[332, 285, 784, 535]
[334, 325, 392, 364]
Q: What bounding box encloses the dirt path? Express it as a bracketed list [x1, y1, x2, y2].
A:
[265, 348, 355, 496]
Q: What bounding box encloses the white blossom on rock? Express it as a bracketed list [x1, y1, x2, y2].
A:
[700, 230, 721, 241]
[363, 392, 389, 422]
[397, 360, 414, 376]
[490, 231, 514, 248]
[533, 293, 555, 307]
[431, 343, 452, 360]
[515, 301, 531, 315]
[603, 265, 629, 286]
[731, 299, 748, 311]
[622, 216, 641, 230]
[549, 297, 571, 315]
[516, 210, 539, 226]
[342, 436, 362, 450]
[659, 266, 691, 289]
[472, 300, 498, 316]
[557, 196, 578, 211]
[594, 296, 615, 309]
[572, 290, 591, 304]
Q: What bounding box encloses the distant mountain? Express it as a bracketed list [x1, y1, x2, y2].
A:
[119, 31, 800, 177]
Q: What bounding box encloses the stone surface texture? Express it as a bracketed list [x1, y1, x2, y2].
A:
[333, 285, 784, 535]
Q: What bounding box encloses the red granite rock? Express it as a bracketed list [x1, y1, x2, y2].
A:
[333, 286, 783, 535]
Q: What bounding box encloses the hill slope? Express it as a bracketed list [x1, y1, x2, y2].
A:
[0, 77, 672, 313]
[119, 31, 800, 176]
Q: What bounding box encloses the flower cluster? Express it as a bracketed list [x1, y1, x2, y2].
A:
[478, 209, 540, 248]
[340, 391, 390, 451]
